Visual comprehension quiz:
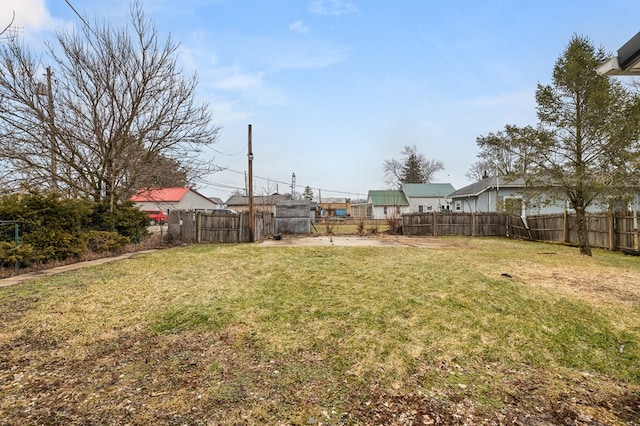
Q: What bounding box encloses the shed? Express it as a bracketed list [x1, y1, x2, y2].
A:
[367, 190, 410, 219]
[275, 200, 312, 234]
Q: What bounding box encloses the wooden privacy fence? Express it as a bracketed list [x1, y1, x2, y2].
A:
[402, 212, 507, 237]
[167, 210, 274, 243]
[402, 211, 640, 252]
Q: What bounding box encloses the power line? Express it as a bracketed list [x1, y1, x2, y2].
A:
[64, 0, 94, 35]
[204, 167, 367, 198]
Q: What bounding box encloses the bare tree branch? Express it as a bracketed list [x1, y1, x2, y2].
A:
[0, 1, 221, 210]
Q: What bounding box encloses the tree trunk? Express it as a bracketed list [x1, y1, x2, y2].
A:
[575, 204, 592, 256]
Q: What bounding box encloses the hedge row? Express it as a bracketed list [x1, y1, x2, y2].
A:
[0, 191, 149, 268]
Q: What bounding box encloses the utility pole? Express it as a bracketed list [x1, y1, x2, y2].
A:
[290, 172, 296, 199]
[45, 67, 57, 191]
[248, 124, 254, 242]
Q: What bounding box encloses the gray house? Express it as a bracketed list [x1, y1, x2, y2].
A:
[447, 176, 569, 216]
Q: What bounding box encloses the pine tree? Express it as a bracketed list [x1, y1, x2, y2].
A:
[302, 186, 314, 201]
[383, 145, 443, 188]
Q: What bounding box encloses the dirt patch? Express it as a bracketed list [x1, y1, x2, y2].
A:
[502, 263, 640, 305]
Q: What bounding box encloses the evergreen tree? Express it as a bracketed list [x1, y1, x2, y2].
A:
[476, 35, 640, 256]
[383, 145, 443, 188]
[400, 151, 426, 183]
[302, 186, 314, 201]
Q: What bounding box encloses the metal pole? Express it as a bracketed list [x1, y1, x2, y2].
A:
[248, 124, 254, 242]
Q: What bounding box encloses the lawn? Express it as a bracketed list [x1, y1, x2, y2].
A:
[1, 237, 639, 425]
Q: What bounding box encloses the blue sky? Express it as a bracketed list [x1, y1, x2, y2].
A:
[3, 1, 639, 201]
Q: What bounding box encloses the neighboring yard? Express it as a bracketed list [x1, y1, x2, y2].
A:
[0, 237, 639, 425]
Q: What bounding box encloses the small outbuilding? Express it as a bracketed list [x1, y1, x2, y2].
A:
[367, 190, 410, 219]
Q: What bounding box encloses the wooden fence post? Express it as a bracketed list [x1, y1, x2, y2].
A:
[608, 210, 614, 251]
[196, 211, 202, 244]
[433, 210, 437, 237]
[471, 211, 476, 237]
[506, 214, 510, 237]
[634, 208, 639, 250]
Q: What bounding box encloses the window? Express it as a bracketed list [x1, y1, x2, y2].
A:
[427, 206, 432, 211]
[418, 205, 424, 213]
[383, 206, 388, 215]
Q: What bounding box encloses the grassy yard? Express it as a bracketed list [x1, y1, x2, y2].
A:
[1, 237, 639, 425]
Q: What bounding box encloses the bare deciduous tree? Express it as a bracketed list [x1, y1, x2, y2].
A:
[470, 124, 537, 181]
[0, 2, 220, 210]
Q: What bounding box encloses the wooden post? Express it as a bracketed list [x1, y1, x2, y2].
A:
[43, 67, 57, 191]
[506, 214, 510, 238]
[471, 211, 476, 237]
[248, 124, 254, 243]
[634, 205, 639, 250]
[608, 211, 614, 251]
[432, 210, 437, 236]
[196, 211, 202, 243]
[563, 209, 568, 244]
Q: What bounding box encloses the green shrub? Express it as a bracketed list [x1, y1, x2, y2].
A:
[0, 190, 93, 232]
[0, 191, 148, 267]
[82, 230, 130, 253]
[0, 241, 36, 267]
[21, 229, 85, 261]
[89, 200, 149, 242]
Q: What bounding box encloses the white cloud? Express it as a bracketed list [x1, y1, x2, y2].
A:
[212, 69, 264, 91]
[289, 20, 309, 34]
[310, 0, 358, 16]
[1, 0, 56, 34]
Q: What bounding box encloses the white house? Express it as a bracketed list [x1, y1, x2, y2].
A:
[367, 190, 410, 219]
[131, 187, 221, 215]
[401, 183, 455, 213]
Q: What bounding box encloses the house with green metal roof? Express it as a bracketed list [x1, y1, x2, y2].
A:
[401, 183, 455, 213]
[367, 190, 410, 219]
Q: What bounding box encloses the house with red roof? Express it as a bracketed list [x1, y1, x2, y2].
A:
[131, 187, 221, 223]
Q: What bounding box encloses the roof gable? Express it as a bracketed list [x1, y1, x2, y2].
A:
[448, 176, 525, 198]
[131, 187, 190, 202]
[368, 190, 409, 206]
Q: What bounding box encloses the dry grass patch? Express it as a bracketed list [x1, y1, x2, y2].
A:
[1, 238, 639, 424]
